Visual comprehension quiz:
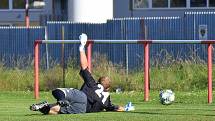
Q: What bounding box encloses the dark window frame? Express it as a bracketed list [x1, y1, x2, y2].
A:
[170, 0, 186, 8]
[12, 0, 44, 9]
[0, 0, 9, 9]
[152, 0, 168, 8]
[190, 0, 207, 7]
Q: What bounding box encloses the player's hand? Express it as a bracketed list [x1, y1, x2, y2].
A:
[79, 33, 87, 46]
[116, 106, 125, 112]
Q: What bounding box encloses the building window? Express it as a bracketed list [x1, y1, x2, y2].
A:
[133, 0, 149, 9]
[13, 0, 44, 9]
[132, 0, 214, 9]
[152, 0, 168, 8]
[170, 0, 186, 7]
[13, 0, 25, 9]
[0, 0, 9, 9]
[190, 0, 207, 7]
[29, 0, 44, 9]
[209, 0, 215, 7]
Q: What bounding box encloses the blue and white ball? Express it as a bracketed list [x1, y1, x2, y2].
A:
[159, 89, 175, 105]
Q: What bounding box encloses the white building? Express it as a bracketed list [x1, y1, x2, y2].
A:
[0, 0, 214, 26]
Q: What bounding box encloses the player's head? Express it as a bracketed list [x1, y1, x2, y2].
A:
[98, 76, 111, 92]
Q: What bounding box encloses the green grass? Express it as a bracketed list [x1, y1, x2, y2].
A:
[1, 91, 215, 121]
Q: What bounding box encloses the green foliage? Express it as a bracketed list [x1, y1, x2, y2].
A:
[150, 61, 208, 91]
[0, 53, 213, 91]
[0, 63, 34, 91]
[91, 53, 129, 91]
[40, 65, 63, 91]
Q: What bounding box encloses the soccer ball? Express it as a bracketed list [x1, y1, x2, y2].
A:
[159, 89, 175, 105]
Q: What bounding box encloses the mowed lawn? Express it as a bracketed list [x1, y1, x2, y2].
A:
[1, 90, 215, 121]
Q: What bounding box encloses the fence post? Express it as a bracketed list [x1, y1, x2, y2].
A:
[34, 41, 40, 99]
[61, 26, 65, 87]
[144, 42, 149, 101]
[208, 43, 213, 103]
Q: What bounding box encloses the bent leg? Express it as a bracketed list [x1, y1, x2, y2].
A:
[59, 89, 87, 114]
[51, 88, 87, 114]
[52, 88, 66, 101]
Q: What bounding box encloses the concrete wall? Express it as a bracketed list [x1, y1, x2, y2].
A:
[1, 0, 215, 26]
[0, 0, 52, 26]
[113, 0, 215, 18]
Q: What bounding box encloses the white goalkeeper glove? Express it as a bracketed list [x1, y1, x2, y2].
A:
[124, 102, 135, 111]
[79, 33, 88, 52]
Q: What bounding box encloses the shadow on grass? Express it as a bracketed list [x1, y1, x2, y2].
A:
[126, 110, 215, 117]
[24, 108, 215, 117]
[25, 114, 45, 116]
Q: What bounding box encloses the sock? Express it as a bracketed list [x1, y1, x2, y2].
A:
[39, 104, 55, 115]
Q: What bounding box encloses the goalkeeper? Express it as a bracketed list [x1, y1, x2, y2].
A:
[29, 33, 124, 115]
[79, 33, 124, 112]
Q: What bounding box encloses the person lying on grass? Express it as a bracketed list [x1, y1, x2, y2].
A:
[29, 33, 125, 114]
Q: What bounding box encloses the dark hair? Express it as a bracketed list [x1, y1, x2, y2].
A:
[98, 76, 111, 90]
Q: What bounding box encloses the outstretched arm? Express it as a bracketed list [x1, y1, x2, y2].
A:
[79, 33, 88, 70]
[116, 106, 125, 112]
[105, 96, 125, 112]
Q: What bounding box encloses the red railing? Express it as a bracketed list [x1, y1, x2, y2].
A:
[34, 39, 214, 103]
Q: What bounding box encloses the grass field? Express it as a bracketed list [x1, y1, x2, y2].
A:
[1, 90, 215, 121]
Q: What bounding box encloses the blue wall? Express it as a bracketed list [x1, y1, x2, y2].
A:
[0, 12, 215, 70]
[0, 27, 45, 67]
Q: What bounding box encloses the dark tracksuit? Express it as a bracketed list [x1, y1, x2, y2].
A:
[80, 69, 119, 113]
